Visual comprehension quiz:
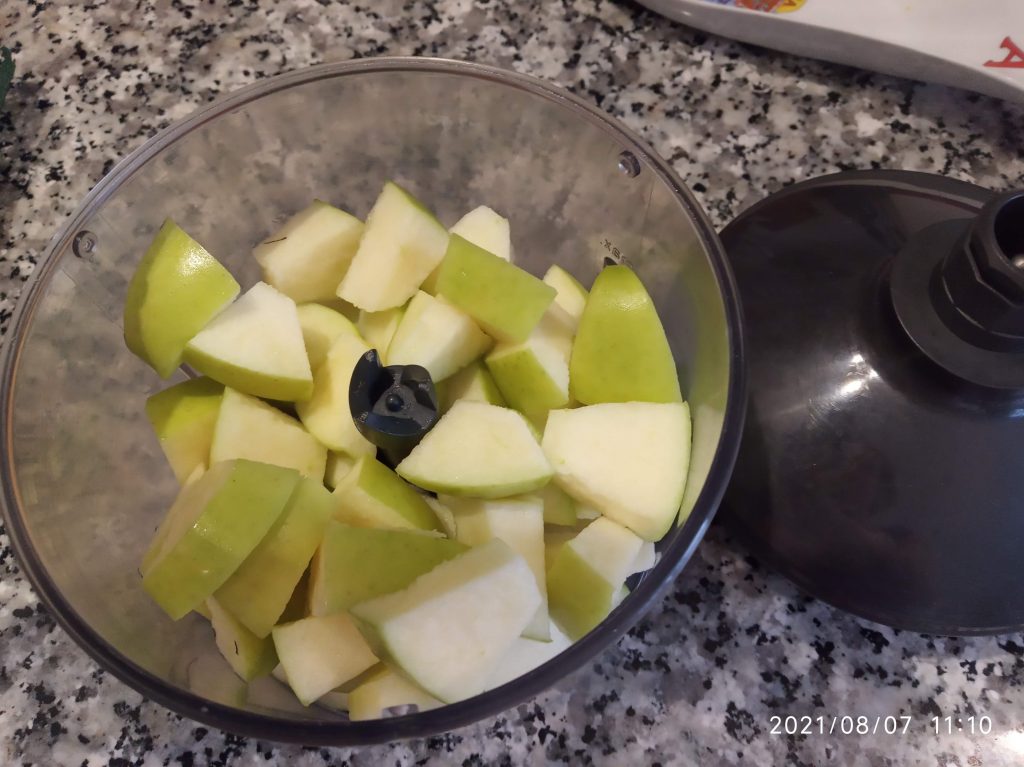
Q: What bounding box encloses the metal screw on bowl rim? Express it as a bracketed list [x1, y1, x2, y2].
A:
[72, 230, 97, 258]
[617, 150, 641, 178]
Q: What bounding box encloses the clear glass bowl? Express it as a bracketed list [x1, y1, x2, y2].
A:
[0, 58, 744, 744]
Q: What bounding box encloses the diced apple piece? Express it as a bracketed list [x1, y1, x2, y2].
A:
[535, 482, 577, 527]
[309, 522, 466, 616]
[485, 310, 571, 417]
[396, 401, 552, 498]
[485, 621, 572, 690]
[347, 665, 441, 721]
[124, 219, 240, 378]
[546, 517, 644, 640]
[254, 200, 364, 303]
[214, 478, 334, 637]
[422, 205, 512, 294]
[184, 282, 313, 402]
[577, 505, 601, 521]
[630, 541, 657, 575]
[542, 402, 691, 541]
[324, 451, 356, 490]
[207, 596, 277, 681]
[142, 459, 300, 620]
[296, 303, 359, 372]
[357, 305, 406, 361]
[435, 360, 506, 414]
[543, 526, 580, 570]
[436, 235, 555, 343]
[350, 539, 541, 703]
[387, 291, 492, 382]
[317, 296, 361, 322]
[337, 182, 449, 311]
[295, 333, 376, 456]
[333, 456, 442, 532]
[424, 496, 458, 539]
[272, 613, 378, 705]
[145, 377, 223, 483]
[542, 265, 588, 328]
[210, 388, 327, 479]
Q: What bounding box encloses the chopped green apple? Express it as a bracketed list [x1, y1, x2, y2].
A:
[435, 360, 506, 414]
[543, 525, 581, 570]
[324, 451, 356, 490]
[207, 596, 278, 681]
[214, 478, 334, 637]
[357, 305, 406, 362]
[145, 377, 223, 483]
[350, 539, 542, 703]
[347, 665, 441, 720]
[308, 522, 466, 616]
[436, 235, 556, 343]
[124, 219, 240, 378]
[542, 402, 691, 541]
[317, 296, 361, 322]
[424, 496, 458, 538]
[210, 388, 327, 479]
[535, 482, 577, 527]
[184, 282, 313, 402]
[542, 265, 588, 328]
[296, 303, 359, 372]
[142, 459, 301, 619]
[576, 505, 601, 521]
[387, 291, 492, 382]
[396, 401, 552, 498]
[485, 310, 571, 417]
[272, 612, 378, 705]
[253, 200, 364, 303]
[333, 456, 442, 532]
[422, 205, 512, 294]
[337, 182, 449, 311]
[631, 541, 657, 575]
[485, 621, 572, 690]
[546, 517, 645, 639]
[570, 265, 682, 404]
[295, 332, 376, 456]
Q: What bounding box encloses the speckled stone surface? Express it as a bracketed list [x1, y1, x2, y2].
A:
[3, 1, 1024, 765]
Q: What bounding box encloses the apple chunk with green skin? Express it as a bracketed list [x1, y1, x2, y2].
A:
[435, 360, 506, 414]
[422, 205, 512, 294]
[296, 303, 359, 372]
[357, 305, 406, 363]
[254, 200, 364, 303]
[350, 538, 541, 703]
[124, 219, 240, 378]
[441, 495, 549, 641]
[145, 377, 223, 483]
[347, 665, 441, 721]
[486, 621, 572, 691]
[184, 282, 313, 402]
[486, 309, 571, 417]
[207, 596, 278, 681]
[308, 522, 466, 616]
[570, 264, 682, 404]
[272, 612, 378, 705]
[214, 478, 334, 637]
[542, 402, 691, 541]
[546, 517, 644, 640]
[387, 291, 492, 382]
[542, 265, 588, 329]
[337, 182, 449, 311]
[436, 235, 556, 343]
[324, 451, 355, 490]
[333, 456, 442, 532]
[396, 401, 553, 498]
[535, 482, 577, 527]
[211, 388, 327, 479]
[141, 459, 300, 620]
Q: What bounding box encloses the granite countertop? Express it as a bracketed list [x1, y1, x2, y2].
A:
[3, 1, 1024, 765]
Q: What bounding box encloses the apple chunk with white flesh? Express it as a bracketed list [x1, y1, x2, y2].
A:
[145, 377, 223, 483]
[337, 182, 449, 311]
[486, 309, 572, 417]
[184, 282, 313, 402]
[296, 303, 359, 372]
[435, 360, 505, 414]
[350, 538, 542, 703]
[486, 621, 572, 690]
[536, 482, 577, 527]
[422, 205, 512, 294]
[542, 402, 691, 541]
[441, 495, 549, 641]
[387, 291, 492, 382]
[333, 456, 442, 532]
[396, 401, 553, 498]
[324, 451, 355, 490]
[141, 459, 300, 620]
[124, 219, 240, 378]
[357, 305, 406, 362]
[253, 200, 364, 303]
[546, 517, 645, 640]
[272, 612, 378, 705]
[348, 665, 441, 720]
[211, 388, 327, 479]
[207, 596, 278, 681]
[542, 265, 588, 329]
[214, 478, 334, 637]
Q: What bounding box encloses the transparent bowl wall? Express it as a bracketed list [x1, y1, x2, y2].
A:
[0, 59, 744, 744]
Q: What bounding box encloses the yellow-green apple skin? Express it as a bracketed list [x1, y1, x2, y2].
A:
[308, 522, 467, 616]
[435, 235, 556, 343]
[534, 482, 577, 527]
[324, 451, 356, 490]
[333, 457, 442, 532]
[337, 182, 449, 311]
[387, 291, 492, 382]
[357, 305, 406, 362]
[124, 219, 240, 378]
[141, 459, 301, 620]
[569, 265, 682, 404]
[485, 309, 571, 417]
[347, 665, 441, 720]
[542, 402, 691, 541]
[546, 517, 644, 639]
[542, 265, 588, 328]
[210, 388, 327, 479]
[485, 621, 572, 691]
[207, 596, 278, 681]
[295, 332, 376, 456]
[435, 360, 506, 414]
[396, 401, 553, 498]
[296, 303, 359, 372]
[422, 205, 512, 294]
[144, 377, 223, 483]
[183, 282, 313, 402]
[349, 539, 542, 703]
[272, 612, 378, 705]
[214, 478, 334, 637]
[253, 200, 364, 303]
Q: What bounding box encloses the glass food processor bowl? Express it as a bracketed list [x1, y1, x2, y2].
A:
[0, 58, 744, 744]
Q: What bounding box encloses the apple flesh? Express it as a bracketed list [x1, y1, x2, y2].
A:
[535, 482, 577, 527]
[323, 451, 356, 490]
[333, 456, 442, 532]
[357, 305, 406, 362]
[435, 360, 506, 414]
[124, 219, 240, 378]
[207, 596, 278, 681]
[347, 665, 441, 721]
[145, 377, 223, 483]
[296, 303, 359, 372]
[422, 205, 512, 294]
[386, 291, 492, 382]
[184, 282, 313, 402]
[542, 265, 588, 329]
[485, 621, 572, 691]
[485, 309, 571, 417]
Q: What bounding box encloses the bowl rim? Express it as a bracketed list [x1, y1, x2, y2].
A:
[0, 56, 746, 745]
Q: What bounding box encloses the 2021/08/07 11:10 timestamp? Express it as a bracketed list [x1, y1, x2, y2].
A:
[768, 715, 993, 735]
